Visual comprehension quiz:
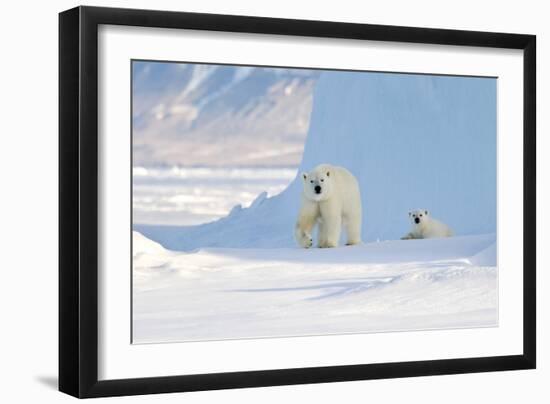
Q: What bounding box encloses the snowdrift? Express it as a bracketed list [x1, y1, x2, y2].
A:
[133, 230, 166, 256]
[136, 71, 496, 251]
[133, 231, 497, 343]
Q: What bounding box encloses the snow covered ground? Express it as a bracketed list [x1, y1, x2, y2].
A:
[132, 231, 497, 343]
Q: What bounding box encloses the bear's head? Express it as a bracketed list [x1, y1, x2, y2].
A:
[301, 165, 333, 202]
[409, 209, 429, 226]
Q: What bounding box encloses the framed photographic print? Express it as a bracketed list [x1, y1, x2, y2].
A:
[59, 6, 536, 398]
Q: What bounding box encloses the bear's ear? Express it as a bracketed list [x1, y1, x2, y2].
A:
[326, 171, 330, 177]
[408, 211, 412, 217]
[425, 210, 429, 215]
[302, 172, 307, 181]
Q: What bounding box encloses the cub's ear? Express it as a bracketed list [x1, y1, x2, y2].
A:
[326, 171, 330, 177]
[408, 211, 412, 217]
[302, 172, 307, 181]
[425, 210, 429, 215]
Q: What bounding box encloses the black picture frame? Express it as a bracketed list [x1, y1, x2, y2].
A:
[59, 5, 536, 398]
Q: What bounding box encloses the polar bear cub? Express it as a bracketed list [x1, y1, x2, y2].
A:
[401, 209, 453, 240]
[295, 164, 362, 248]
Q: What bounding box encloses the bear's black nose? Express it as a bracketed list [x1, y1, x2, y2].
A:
[314, 185, 322, 194]
[414, 217, 420, 224]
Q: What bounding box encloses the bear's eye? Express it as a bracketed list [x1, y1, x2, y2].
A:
[320, 179, 324, 182]
[420, 214, 423, 217]
[310, 180, 314, 184]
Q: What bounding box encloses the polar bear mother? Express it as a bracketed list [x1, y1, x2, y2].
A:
[295, 164, 362, 248]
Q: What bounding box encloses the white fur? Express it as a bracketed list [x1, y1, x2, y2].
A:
[401, 209, 453, 240]
[295, 164, 362, 248]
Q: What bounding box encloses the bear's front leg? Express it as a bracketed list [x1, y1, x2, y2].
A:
[295, 224, 313, 248]
[295, 201, 318, 248]
[345, 216, 362, 246]
[400, 232, 415, 240]
[324, 217, 341, 247]
[317, 219, 327, 248]
[319, 208, 341, 248]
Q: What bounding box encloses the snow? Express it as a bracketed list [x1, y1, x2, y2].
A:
[132, 232, 497, 343]
[133, 231, 166, 256]
[467, 242, 497, 266]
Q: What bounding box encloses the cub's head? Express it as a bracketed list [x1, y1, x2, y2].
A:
[409, 209, 429, 226]
[301, 166, 333, 202]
